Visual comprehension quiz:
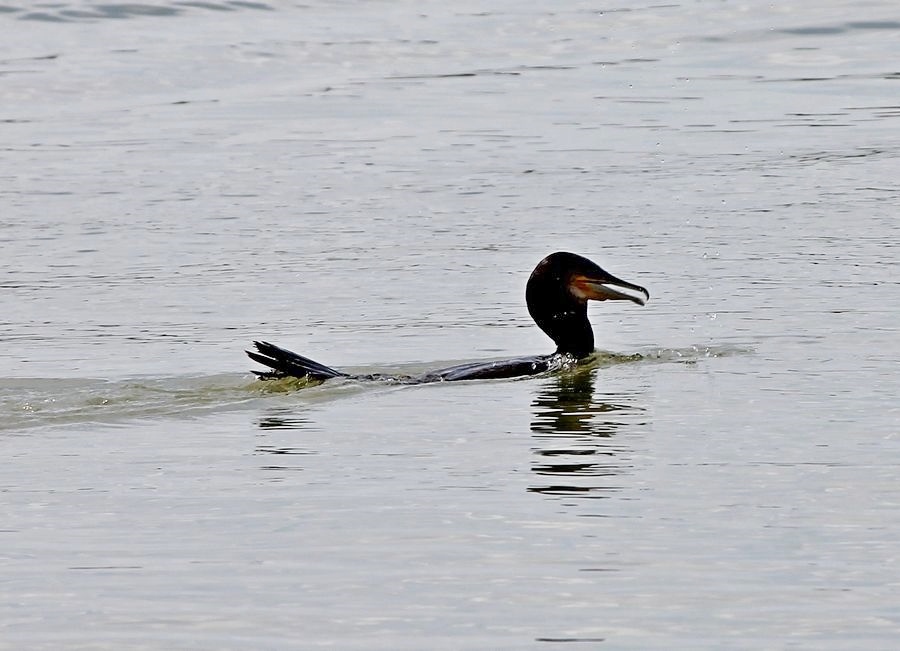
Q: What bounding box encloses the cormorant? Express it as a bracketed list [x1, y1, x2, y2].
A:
[247, 252, 648, 383]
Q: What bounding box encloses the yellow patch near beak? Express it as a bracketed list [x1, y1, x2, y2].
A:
[569, 273, 648, 305]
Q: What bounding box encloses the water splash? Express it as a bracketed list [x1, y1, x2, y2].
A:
[635, 344, 753, 364]
[1, 374, 260, 432]
[1, 344, 749, 431]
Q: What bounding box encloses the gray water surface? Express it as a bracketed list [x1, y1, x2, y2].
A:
[2, 1, 900, 649]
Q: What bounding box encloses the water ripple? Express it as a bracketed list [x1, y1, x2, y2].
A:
[11, 0, 272, 22]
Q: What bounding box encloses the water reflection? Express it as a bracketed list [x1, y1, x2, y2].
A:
[529, 367, 644, 498]
[255, 408, 317, 475]
[256, 409, 313, 430]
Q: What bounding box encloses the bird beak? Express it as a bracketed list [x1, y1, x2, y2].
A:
[570, 271, 650, 306]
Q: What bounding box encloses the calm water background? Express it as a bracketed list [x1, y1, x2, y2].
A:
[2, 1, 899, 648]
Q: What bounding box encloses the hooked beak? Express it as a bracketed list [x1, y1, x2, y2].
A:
[570, 270, 650, 306]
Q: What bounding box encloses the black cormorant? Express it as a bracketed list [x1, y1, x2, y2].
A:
[247, 252, 648, 383]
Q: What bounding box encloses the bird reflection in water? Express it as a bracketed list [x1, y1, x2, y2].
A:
[529, 366, 644, 498]
[255, 408, 316, 475]
[256, 411, 313, 431]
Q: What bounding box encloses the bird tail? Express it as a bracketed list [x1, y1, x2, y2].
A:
[246, 340, 346, 381]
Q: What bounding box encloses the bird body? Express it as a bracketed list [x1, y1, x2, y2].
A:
[247, 252, 648, 383]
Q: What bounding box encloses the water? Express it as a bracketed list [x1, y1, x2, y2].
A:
[2, 0, 899, 648]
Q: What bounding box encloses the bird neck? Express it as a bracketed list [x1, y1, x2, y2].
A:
[552, 310, 595, 358]
[530, 302, 595, 359]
